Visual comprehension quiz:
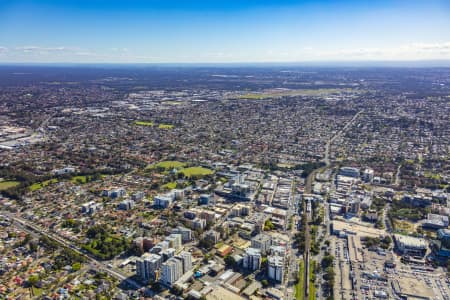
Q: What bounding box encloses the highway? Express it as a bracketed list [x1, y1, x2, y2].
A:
[0, 210, 142, 290]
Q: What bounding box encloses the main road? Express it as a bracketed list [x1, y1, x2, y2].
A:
[323, 109, 364, 166]
[302, 109, 364, 300]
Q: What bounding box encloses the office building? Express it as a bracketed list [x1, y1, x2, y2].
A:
[339, 167, 360, 178]
[161, 257, 183, 286]
[177, 251, 192, 273]
[165, 234, 182, 251]
[394, 234, 427, 256]
[136, 253, 162, 282]
[268, 255, 284, 282]
[423, 213, 449, 229]
[243, 248, 261, 271]
[154, 195, 173, 208]
[171, 226, 192, 242]
[251, 233, 272, 255]
[362, 168, 374, 183]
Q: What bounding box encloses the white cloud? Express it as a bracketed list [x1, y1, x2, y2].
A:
[16, 46, 72, 53]
[1, 42, 450, 63]
[307, 41, 450, 61]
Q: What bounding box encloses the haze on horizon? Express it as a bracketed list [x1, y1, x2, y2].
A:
[0, 0, 450, 64]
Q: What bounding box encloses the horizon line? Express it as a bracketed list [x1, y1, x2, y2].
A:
[1, 59, 450, 68]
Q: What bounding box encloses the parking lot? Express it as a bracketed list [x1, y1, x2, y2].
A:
[330, 233, 450, 300]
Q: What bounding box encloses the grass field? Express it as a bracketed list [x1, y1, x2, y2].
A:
[238, 88, 353, 100]
[424, 171, 442, 180]
[309, 261, 316, 300]
[150, 160, 187, 170]
[180, 166, 214, 177]
[134, 121, 154, 126]
[29, 179, 58, 191]
[238, 93, 267, 100]
[295, 261, 305, 300]
[0, 180, 20, 190]
[162, 101, 183, 105]
[71, 175, 89, 184]
[31, 286, 43, 297]
[158, 123, 175, 129]
[393, 219, 415, 233]
[162, 182, 177, 190]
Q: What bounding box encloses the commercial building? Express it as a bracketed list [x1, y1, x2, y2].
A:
[161, 257, 183, 286]
[270, 245, 286, 257]
[198, 194, 211, 205]
[136, 253, 162, 282]
[267, 255, 284, 282]
[177, 251, 192, 273]
[423, 213, 449, 229]
[339, 167, 360, 178]
[153, 195, 173, 208]
[118, 199, 135, 210]
[251, 233, 272, 255]
[435, 229, 450, 258]
[133, 237, 156, 252]
[437, 229, 450, 246]
[243, 248, 261, 271]
[161, 248, 176, 261]
[171, 226, 192, 242]
[217, 244, 233, 257]
[393, 234, 428, 256]
[205, 230, 221, 244]
[81, 201, 102, 215]
[151, 241, 170, 254]
[230, 204, 251, 217]
[165, 234, 182, 251]
[102, 187, 126, 199]
[362, 168, 374, 183]
[191, 218, 206, 230]
[131, 191, 145, 202]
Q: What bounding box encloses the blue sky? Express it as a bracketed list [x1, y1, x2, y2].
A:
[0, 0, 449, 63]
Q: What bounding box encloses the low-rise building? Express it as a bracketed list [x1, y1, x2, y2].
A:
[394, 234, 427, 256]
[423, 213, 449, 229]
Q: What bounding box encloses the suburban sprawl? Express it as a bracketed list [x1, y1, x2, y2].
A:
[0, 66, 449, 300]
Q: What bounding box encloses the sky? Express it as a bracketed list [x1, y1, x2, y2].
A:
[0, 0, 450, 63]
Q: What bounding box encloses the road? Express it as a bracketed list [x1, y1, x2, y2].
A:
[301, 109, 364, 299]
[285, 180, 301, 300]
[302, 170, 316, 299]
[1, 210, 142, 290]
[323, 109, 364, 166]
[394, 164, 402, 186]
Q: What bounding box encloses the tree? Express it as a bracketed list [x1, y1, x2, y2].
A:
[172, 285, 183, 296]
[224, 255, 236, 268]
[29, 240, 38, 252]
[261, 279, 269, 287]
[264, 219, 275, 231]
[28, 275, 39, 287]
[72, 262, 81, 271]
[324, 266, 335, 281]
[321, 255, 334, 269]
[261, 256, 268, 269]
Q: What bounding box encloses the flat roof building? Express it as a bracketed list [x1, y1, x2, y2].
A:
[394, 234, 427, 256]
